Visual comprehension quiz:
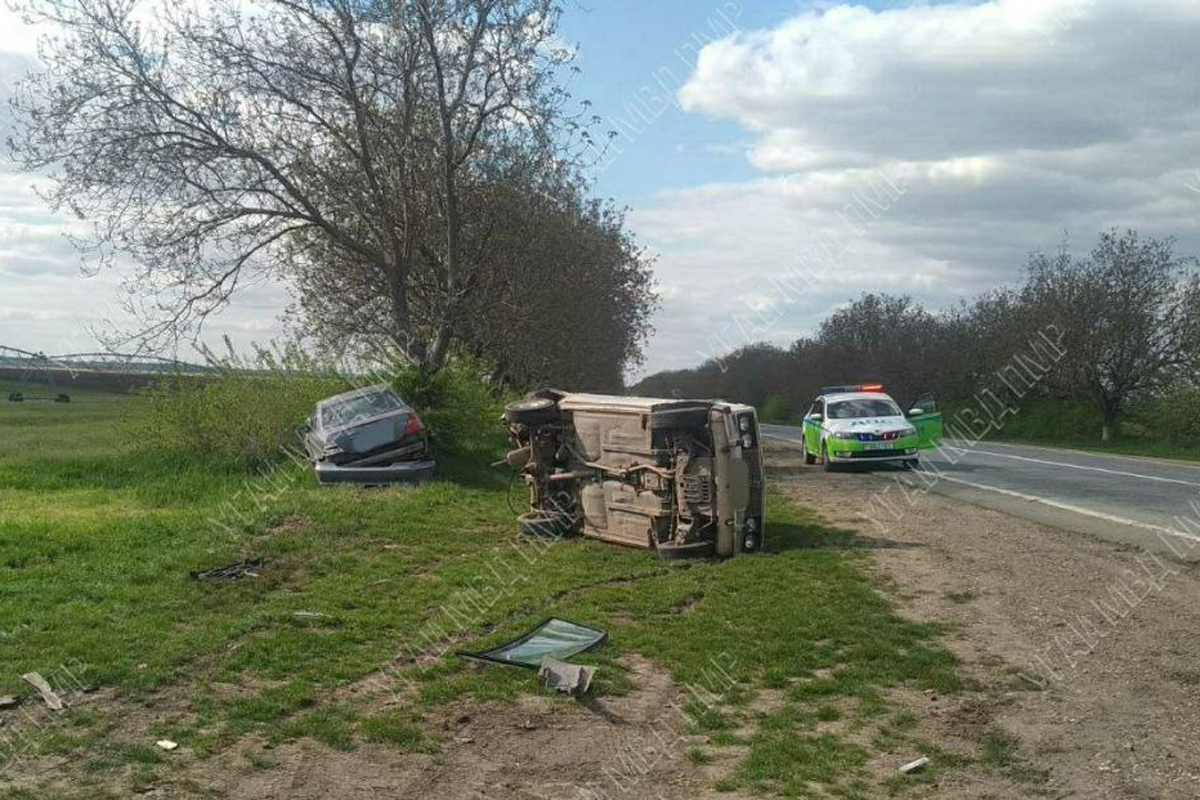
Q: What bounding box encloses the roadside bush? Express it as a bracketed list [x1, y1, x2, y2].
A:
[1141, 388, 1200, 444]
[944, 396, 1101, 442]
[759, 394, 796, 424]
[137, 371, 348, 466]
[390, 359, 508, 456]
[135, 342, 350, 467]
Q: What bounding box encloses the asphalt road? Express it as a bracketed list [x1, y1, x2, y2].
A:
[762, 423, 1200, 559]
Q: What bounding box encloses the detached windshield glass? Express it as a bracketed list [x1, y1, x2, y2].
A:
[828, 398, 902, 419]
[322, 390, 403, 428]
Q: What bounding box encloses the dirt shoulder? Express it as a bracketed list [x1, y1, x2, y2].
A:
[770, 439, 1200, 799]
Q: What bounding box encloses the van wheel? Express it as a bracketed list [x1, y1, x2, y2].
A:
[656, 539, 715, 560]
[822, 441, 837, 472]
[505, 397, 559, 426]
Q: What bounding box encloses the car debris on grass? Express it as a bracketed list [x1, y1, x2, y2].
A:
[457, 618, 606, 669]
[459, 618, 606, 697]
[189, 559, 263, 582]
[538, 657, 596, 697]
[21, 672, 65, 711]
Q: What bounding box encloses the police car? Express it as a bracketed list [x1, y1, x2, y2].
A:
[801, 384, 942, 470]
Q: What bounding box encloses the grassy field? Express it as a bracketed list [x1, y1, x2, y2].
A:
[0, 382, 969, 798]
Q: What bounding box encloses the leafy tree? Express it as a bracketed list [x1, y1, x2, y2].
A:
[1023, 230, 1200, 440]
[9, 0, 640, 377]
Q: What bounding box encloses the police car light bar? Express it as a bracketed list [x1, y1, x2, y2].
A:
[820, 383, 885, 394]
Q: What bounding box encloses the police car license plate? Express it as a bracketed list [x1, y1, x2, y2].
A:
[864, 442, 893, 451]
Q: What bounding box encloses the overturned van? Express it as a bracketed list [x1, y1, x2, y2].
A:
[502, 390, 765, 558]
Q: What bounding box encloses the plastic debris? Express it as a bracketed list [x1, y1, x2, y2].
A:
[899, 756, 930, 774]
[156, 740, 178, 751]
[0, 696, 18, 709]
[21, 672, 64, 711]
[190, 560, 263, 582]
[538, 656, 596, 697]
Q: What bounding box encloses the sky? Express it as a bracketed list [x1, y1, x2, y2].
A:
[2, 0, 1200, 376]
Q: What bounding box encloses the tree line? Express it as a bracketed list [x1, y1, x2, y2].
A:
[9, 0, 655, 392]
[632, 230, 1200, 443]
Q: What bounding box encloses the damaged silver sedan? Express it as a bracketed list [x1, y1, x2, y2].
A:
[300, 384, 435, 485]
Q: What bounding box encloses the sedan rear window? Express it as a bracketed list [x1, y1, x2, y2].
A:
[827, 398, 901, 419]
[321, 390, 403, 428]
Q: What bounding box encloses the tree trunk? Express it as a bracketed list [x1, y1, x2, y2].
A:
[426, 318, 453, 372]
[387, 265, 420, 364]
[1101, 407, 1118, 442]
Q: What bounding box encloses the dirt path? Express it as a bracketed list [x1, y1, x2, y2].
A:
[197, 654, 745, 800]
[770, 439, 1200, 799]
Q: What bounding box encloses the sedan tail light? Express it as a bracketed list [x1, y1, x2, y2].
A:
[403, 414, 424, 437]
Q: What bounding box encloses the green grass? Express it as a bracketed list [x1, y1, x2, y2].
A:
[0, 386, 966, 798]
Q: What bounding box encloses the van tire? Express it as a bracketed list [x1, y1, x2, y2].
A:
[505, 397, 559, 426]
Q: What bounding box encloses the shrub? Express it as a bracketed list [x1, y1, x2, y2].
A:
[390, 360, 508, 456]
[134, 344, 349, 467]
[759, 394, 796, 424]
[137, 372, 348, 466]
[943, 396, 1102, 442]
[1142, 388, 1200, 444]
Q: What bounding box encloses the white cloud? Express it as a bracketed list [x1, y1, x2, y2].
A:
[631, 0, 1200, 375]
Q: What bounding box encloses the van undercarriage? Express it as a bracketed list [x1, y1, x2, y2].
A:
[503, 390, 765, 558]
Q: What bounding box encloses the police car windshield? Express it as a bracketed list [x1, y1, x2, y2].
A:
[827, 398, 901, 419]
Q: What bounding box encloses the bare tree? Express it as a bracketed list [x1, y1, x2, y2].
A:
[1023, 230, 1200, 441]
[8, 0, 574, 368]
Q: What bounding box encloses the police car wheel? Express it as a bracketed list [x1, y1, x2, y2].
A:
[803, 446, 817, 465]
[822, 441, 837, 472]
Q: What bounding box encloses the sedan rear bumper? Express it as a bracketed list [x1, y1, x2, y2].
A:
[314, 459, 436, 485]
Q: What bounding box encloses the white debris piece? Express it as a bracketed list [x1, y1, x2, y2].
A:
[156, 740, 178, 751]
[21, 673, 64, 711]
[899, 756, 930, 774]
[538, 656, 596, 697]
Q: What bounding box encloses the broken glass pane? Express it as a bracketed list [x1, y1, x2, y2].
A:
[457, 618, 606, 669]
